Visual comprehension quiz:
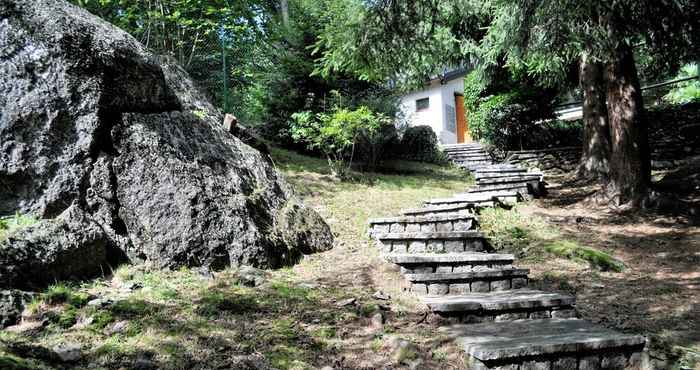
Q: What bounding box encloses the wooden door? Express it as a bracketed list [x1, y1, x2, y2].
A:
[454, 94, 471, 143]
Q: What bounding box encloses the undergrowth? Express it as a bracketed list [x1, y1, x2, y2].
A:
[479, 206, 625, 272]
[0, 213, 38, 241]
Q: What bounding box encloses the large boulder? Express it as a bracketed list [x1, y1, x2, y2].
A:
[0, 205, 115, 290]
[0, 0, 333, 288]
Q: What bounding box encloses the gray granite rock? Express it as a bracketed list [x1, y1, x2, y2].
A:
[0, 0, 333, 283]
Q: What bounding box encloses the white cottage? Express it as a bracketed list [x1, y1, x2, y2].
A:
[398, 69, 472, 144]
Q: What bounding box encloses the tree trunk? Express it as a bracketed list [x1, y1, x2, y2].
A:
[577, 52, 611, 180]
[280, 0, 290, 27]
[604, 42, 651, 205]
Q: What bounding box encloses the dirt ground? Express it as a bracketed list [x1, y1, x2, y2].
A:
[520, 173, 700, 368]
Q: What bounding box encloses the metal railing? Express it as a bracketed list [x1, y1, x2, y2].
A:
[554, 74, 700, 110]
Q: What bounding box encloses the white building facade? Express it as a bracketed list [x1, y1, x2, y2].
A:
[398, 70, 470, 145]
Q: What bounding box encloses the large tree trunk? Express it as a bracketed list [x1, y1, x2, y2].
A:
[604, 42, 651, 205]
[577, 52, 611, 180]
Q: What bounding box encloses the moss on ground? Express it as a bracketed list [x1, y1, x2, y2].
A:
[479, 206, 624, 272]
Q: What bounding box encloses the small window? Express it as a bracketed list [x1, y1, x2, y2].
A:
[416, 98, 429, 111]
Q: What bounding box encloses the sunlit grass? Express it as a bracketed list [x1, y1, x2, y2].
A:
[0, 213, 38, 241]
[479, 206, 624, 271]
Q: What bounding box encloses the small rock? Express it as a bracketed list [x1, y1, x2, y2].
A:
[336, 298, 356, 307]
[87, 297, 112, 308]
[299, 282, 318, 289]
[53, 343, 82, 362]
[0, 290, 33, 328]
[408, 358, 426, 370]
[72, 315, 94, 330]
[238, 266, 266, 287]
[386, 336, 418, 363]
[372, 291, 391, 300]
[6, 320, 46, 334]
[196, 266, 215, 280]
[320, 367, 335, 370]
[370, 312, 384, 329]
[133, 358, 156, 370]
[590, 283, 605, 289]
[122, 282, 143, 291]
[104, 320, 129, 335]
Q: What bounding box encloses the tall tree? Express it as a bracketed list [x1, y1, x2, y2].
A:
[315, 0, 699, 205]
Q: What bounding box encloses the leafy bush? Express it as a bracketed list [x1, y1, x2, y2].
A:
[397, 125, 444, 163]
[463, 70, 559, 151]
[355, 121, 400, 171]
[664, 64, 700, 104]
[468, 91, 557, 150]
[290, 105, 390, 178]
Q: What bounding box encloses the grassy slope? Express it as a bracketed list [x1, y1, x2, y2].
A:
[0, 148, 473, 370]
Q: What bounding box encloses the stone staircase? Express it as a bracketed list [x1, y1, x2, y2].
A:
[442, 143, 495, 171]
[367, 146, 648, 369]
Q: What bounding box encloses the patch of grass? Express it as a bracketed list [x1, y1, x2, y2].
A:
[57, 306, 78, 328]
[545, 240, 625, 272]
[480, 207, 624, 272]
[431, 349, 448, 362]
[479, 206, 555, 256]
[0, 213, 38, 241]
[43, 283, 88, 307]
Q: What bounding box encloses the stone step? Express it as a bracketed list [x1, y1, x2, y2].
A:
[442, 143, 484, 150]
[426, 192, 519, 206]
[406, 269, 530, 296]
[390, 253, 518, 287]
[385, 252, 515, 267]
[447, 151, 488, 157]
[467, 183, 541, 196]
[402, 203, 493, 217]
[441, 318, 647, 369]
[474, 167, 527, 175]
[454, 158, 492, 163]
[449, 153, 491, 159]
[423, 290, 576, 322]
[372, 231, 488, 254]
[475, 174, 543, 183]
[471, 181, 543, 194]
[368, 214, 477, 235]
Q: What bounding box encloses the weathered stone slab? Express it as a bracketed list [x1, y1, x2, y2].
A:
[385, 253, 514, 264]
[374, 231, 485, 240]
[368, 214, 478, 234]
[441, 319, 646, 361]
[405, 269, 530, 283]
[402, 203, 476, 216]
[423, 290, 574, 312]
[369, 212, 478, 225]
[476, 176, 543, 186]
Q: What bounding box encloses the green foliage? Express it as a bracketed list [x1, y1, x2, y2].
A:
[0, 213, 38, 241]
[397, 126, 444, 164]
[664, 64, 700, 104]
[468, 90, 557, 151]
[43, 283, 88, 307]
[545, 241, 625, 273]
[72, 0, 279, 122]
[290, 102, 390, 178]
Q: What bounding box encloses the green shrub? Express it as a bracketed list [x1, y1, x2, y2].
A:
[397, 125, 444, 163]
[290, 103, 390, 178]
[664, 64, 700, 104]
[463, 70, 559, 151]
